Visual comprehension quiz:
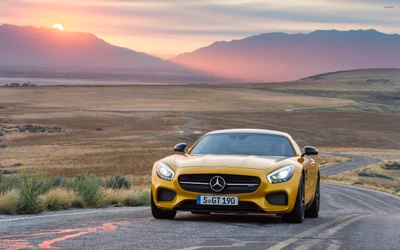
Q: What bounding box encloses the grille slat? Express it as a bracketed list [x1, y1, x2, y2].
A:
[178, 174, 260, 194]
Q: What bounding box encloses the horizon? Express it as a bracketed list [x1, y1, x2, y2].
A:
[1, 0, 398, 55]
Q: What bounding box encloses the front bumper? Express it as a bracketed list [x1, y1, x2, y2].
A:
[152, 167, 301, 214]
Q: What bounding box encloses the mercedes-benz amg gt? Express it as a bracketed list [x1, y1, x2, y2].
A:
[151, 129, 320, 223]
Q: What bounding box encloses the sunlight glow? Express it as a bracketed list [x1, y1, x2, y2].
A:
[52, 23, 64, 31]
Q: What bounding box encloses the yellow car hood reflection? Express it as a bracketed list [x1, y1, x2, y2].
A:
[174, 154, 287, 170]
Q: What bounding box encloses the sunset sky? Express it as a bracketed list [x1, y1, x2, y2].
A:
[1, 0, 399, 56]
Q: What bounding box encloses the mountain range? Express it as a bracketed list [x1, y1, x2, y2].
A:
[1, 24, 399, 82]
[171, 29, 400, 81]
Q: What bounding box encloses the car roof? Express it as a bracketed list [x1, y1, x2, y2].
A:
[206, 129, 291, 138]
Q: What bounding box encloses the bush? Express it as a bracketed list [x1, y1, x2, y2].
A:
[105, 173, 132, 189]
[10, 162, 23, 167]
[72, 173, 103, 207]
[353, 181, 364, 185]
[357, 171, 393, 180]
[0, 174, 20, 194]
[396, 188, 400, 193]
[17, 173, 49, 214]
[0, 189, 20, 215]
[382, 162, 400, 170]
[49, 175, 70, 188]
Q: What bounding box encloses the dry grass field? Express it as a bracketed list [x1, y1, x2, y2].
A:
[1, 69, 399, 193]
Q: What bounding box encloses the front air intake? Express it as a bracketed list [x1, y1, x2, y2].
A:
[266, 192, 288, 205]
[157, 189, 176, 202]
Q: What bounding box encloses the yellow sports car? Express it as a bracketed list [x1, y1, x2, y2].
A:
[151, 129, 319, 223]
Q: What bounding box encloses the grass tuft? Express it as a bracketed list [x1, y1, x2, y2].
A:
[102, 188, 150, 207]
[40, 187, 84, 211]
[102, 188, 124, 206]
[0, 189, 20, 215]
[122, 190, 150, 206]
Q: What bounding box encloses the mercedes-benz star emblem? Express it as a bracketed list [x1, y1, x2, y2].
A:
[209, 176, 226, 193]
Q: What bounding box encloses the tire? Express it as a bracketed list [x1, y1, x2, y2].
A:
[282, 175, 305, 223]
[151, 193, 176, 219]
[306, 175, 320, 218]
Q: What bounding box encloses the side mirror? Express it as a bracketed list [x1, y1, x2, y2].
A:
[174, 143, 187, 153]
[301, 146, 318, 157]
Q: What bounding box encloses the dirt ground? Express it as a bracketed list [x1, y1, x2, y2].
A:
[1, 70, 399, 187]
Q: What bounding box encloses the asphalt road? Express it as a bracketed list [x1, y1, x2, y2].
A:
[1, 155, 399, 250]
[320, 153, 381, 176]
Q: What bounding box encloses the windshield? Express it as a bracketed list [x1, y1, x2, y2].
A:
[190, 133, 296, 156]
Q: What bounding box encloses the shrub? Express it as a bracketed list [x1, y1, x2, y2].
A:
[105, 173, 132, 189]
[353, 181, 364, 185]
[396, 188, 400, 193]
[17, 173, 49, 214]
[357, 171, 393, 180]
[382, 162, 400, 170]
[10, 162, 23, 167]
[49, 175, 70, 188]
[0, 175, 21, 194]
[0, 189, 20, 215]
[40, 188, 83, 211]
[72, 173, 103, 207]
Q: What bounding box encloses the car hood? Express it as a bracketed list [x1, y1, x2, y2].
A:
[173, 154, 287, 170]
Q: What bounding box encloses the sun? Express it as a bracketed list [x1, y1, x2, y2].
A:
[52, 23, 64, 31]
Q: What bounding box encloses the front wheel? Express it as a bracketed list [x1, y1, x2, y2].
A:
[282, 175, 305, 223]
[151, 193, 176, 219]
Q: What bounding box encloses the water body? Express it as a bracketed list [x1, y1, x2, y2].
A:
[0, 77, 172, 86]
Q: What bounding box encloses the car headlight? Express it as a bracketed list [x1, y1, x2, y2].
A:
[267, 165, 294, 184]
[157, 162, 175, 181]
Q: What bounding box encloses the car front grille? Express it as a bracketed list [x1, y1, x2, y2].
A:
[178, 174, 261, 194]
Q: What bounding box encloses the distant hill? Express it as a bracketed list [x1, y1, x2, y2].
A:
[171, 30, 400, 81]
[0, 24, 229, 83]
[0, 24, 181, 69]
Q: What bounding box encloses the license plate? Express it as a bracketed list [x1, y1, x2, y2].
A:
[196, 195, 238, 206]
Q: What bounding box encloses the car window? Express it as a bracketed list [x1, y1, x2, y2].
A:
[190, 133, 295, 156]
